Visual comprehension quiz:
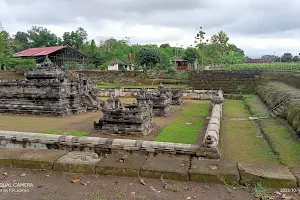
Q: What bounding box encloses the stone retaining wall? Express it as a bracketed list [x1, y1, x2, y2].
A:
[197, 96, 223, 159]
[99, 88, 218, 100]
[0, 130, 199, 155]
[189, 70, 300, 94]
[0, 147, 298, 187]
[257, 82, 300, 135]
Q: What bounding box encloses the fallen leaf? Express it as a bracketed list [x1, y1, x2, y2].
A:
[139, 177, 146, 185]
[71, 177, 80, 183]
[20, 173, 26, 177]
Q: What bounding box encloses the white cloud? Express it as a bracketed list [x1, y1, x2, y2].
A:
[1, 0, 300, 57]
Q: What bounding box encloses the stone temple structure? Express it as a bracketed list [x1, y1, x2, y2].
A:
[94, 95, 155, 136]
[0, 57, 100, 116]
[136, 84, 173, 116]
[168, 89, 183, 105]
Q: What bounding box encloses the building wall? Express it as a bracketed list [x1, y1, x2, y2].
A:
[108, 64, 119, 71]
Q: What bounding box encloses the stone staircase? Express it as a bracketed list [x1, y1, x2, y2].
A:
[268, 94, 296, 117]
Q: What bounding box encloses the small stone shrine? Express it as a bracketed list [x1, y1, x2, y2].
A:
[0, 56, 100, 116]
[94, 95, 155, 136]
[168, 89, 183, 105]
[136, 83, 173, 116]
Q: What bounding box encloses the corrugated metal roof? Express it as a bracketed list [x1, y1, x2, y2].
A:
[14, 46, 67, 57]
[172, 56, 187, 62]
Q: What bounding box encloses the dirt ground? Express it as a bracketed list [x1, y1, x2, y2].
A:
[0, 167, 255, 200]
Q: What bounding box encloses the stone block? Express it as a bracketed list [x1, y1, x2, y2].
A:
[0, 148, 33, 167]
[238, 162, 297, 188]
[290, 166, 300, 186]
[190, 158, 239, 184]
[95, 153, 148, 177]
[140, 154, 189, 181]
[14, 149, 67, 170]
[53, 151, 102, 174]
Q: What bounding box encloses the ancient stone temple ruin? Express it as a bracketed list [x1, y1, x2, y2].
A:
[94, 95, 155, 136]
[169, 89, 183, 105]
[136, 84, 173, 116]
[0, 57, 100, 116]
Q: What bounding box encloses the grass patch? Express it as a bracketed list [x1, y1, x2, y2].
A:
[44, 130, 88, 136]
[228, 94, 256, 98]
[223, 99, 250, 118]
[97, 83, 187, 89]
[260, 120, 300, 167]
[221, 120, 278, 164]
[153, 117, 203, 144]
[181, 102, 211, 117]
[244, 96, 267, 117]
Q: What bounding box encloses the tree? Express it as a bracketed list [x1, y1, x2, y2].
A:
[292, 56, 299, 62]
[281, 53, 293, 62]
[13, 31, 30, 51]
[222, 50, 243, 64]
[27, 26, 59, 47]
[211, 31, 229, 52]
[183, 47, 199, 69]
[138, 48, 161, 67]
[62, 27, 88, 50]
[160, 43, 171, 48]
[261, 54, 277, 62]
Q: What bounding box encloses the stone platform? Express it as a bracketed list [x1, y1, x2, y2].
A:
[0, 148, 298, 188]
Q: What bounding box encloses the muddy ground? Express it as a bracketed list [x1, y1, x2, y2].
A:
[0, 167, 255, 200]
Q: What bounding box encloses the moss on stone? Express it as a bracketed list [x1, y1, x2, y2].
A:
[140, 170, 189, 181]
[53, 163, 95, 174]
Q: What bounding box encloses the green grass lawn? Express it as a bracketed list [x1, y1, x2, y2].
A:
[221, 120, 278, 164]
[244, 96, 267, 117]
[260, 120, 300, 167]
[181, 102, 211, 117]
[44, 130, 88, 136]
[223, 99, 250, 118]
[153, 117, 204, 144]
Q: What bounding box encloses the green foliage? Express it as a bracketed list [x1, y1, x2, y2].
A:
[252, 182, 269, 200]
[138, 47, 162, 67]
[194, 27, 245, 66]
[27, 26, 59, 47]
[183, 47, 199, 63]
[218, 62, 300, 71]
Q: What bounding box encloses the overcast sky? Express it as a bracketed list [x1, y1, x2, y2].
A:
[1, 0, 300, 57]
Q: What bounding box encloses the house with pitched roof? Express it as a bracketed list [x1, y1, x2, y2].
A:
[13, 45, 86, 66]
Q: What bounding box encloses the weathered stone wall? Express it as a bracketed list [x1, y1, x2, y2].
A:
[189, 70, 262, 93]
[189, 70, 300, 94]
[0, 130, 199, 155]
[257, 82, 300, 135]
[99, 88, 218, 100]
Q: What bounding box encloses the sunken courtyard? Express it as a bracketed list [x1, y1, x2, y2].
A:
[0, 63, 300, 188]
